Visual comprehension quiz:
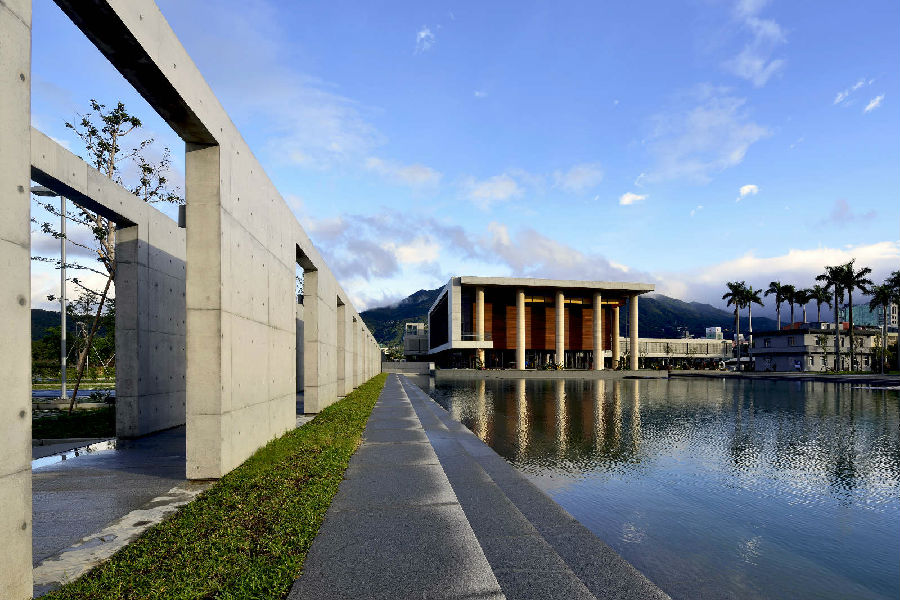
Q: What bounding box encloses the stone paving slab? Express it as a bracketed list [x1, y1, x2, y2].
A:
[400, 376, 671, 600]
[289, 375, 503, 600]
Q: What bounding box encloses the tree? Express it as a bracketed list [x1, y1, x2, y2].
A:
[838, 260, 873, 371]
[889, 270, 900, 372]
[869, 284, 893, 374]
[816, 265, 847, 371]
[795, 288, 813, 324]
[810, 284, 832, 324]
[765, 281, 787, 330]
[33, 100, 182, 412]
[723, 281, 747, 368]
[743, 285, 764, 369]
[782, 284, 797, 327]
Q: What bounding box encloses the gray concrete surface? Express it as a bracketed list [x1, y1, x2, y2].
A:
[291, 374, 669, 600]
[289, 375, 503, 600]
[399, 376, 670, 600]
[1, 1, 35, 595]
[31, 427, 191, 566]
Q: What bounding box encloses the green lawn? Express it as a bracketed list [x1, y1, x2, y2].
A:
[32, 406, 116, 439]
[45, 373, 387, 600]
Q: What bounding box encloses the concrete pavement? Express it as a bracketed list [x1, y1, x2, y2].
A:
[290, 374, 669, 600]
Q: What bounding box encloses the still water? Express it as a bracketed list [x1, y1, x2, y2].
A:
[427, 377, 900, 600]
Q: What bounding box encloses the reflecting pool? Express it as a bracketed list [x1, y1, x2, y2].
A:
[427, 377, 900, 600]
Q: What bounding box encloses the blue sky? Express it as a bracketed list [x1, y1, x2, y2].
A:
[29, 0, 900, 315]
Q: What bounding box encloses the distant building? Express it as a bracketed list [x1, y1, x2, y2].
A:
[402, 322, 429, 359]
[751, 327, 878, 372]
[839, 303, 898, 331]
[705, 327, 723, 340]
[427, 276, 654, 369]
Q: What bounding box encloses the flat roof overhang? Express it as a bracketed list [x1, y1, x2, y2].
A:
[457, 276, 654, 294]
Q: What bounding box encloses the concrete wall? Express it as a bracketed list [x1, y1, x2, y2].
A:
[2, 1, 382, 595]
[1, 1, 34, 596]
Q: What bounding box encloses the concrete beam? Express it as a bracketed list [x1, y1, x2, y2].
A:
[0, 2, 34, 596]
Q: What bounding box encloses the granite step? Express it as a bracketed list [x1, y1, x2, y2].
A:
[398, 376, 670, 600]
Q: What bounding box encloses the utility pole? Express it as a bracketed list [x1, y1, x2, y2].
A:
[60, 194, 67, 402]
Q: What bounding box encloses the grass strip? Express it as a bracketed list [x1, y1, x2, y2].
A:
[32, 406, 116, 439]
[45, 373, 388, 600]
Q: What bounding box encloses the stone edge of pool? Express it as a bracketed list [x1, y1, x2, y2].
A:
[398, 374, 672, 600]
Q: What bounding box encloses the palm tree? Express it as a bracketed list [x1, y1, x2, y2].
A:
[834, 260, 873, 371]
[782, 284, 797, 327]
[744, 286, 764, 369]
[810, 284, 832, 323]
[723, 281, 747, 369]
[795, 288, 813, 323]
[869, 283, 893, 374]
[817, 264, 847, 371]
[890, 270, 900, 372]
[765, 281, 787, 330]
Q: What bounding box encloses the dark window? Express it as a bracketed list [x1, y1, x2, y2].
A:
[429, 293, 449, 349]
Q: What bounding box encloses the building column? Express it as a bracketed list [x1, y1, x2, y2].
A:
[593, 292, 603, 370]
[1, 2, 34, 595]
[475, 286, 485, 365]
[556, 291, 565, 366]
[612, 304, 620, 368]
[629, 295, 639, 370]
[516, 288, 526, 370]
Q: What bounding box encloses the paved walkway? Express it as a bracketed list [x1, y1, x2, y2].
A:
[290, 374, 669, 600]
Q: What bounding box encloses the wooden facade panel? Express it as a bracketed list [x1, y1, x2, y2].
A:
[568, 306, 584, 350]
[582, 307, 593, 350]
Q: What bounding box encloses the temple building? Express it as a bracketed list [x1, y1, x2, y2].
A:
[427, 276, 654, 370]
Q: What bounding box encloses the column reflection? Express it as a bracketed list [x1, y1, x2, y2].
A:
[516, 378, 529, 458]
[556, 379, 568, 456]
[593, 379, 606, 452]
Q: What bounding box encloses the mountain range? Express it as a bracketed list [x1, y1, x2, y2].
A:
[359, 288, 778, 346]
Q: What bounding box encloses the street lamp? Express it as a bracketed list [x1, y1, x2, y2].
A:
[31, 185, 67, 402]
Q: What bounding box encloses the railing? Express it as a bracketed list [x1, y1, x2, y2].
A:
[460, 332, 493, 341]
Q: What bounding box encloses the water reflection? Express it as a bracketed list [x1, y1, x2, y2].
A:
[428, 377, 900, 600]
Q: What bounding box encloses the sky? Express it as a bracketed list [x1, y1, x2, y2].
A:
[29, 0, 900, 317]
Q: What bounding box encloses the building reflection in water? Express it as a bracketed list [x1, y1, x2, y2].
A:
[555, 379, 567, 456]
[515, 378, 528, 458]
[427, 376, 900, 502]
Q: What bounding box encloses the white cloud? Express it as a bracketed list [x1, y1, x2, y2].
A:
[834, 78, 868, 105]
[725, 1, 786, 87]
[690, 205, 704, 217]
[864, 94, 884, 113]
[464, 174, 522, 209]
[474, 90, 488, 98]
[619, 192, 646, 206]
[553, 162, 604, 193]
[736, 183, 759, 201]
[364, 157, 442, 188]
[415, 26, 435, 54]
[384, 236, 440, 264]
[659, 241, 900, 314]
[646, 87, 770, 182]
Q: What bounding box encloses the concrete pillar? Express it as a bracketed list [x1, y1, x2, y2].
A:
[629, 295, 639, 370]
[612, 305, 620, 368]
[336, 302, 346, 396]
[556, 291, 565, 366]
[516, 288, 526, 370]
[475, 286, 485, 365]
[593, 292, 603, 370]
[302, 270, 338, 412]
[0, 2, 34, 595]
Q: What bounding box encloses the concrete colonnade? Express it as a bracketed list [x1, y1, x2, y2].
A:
[1, 1, 383, 595]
